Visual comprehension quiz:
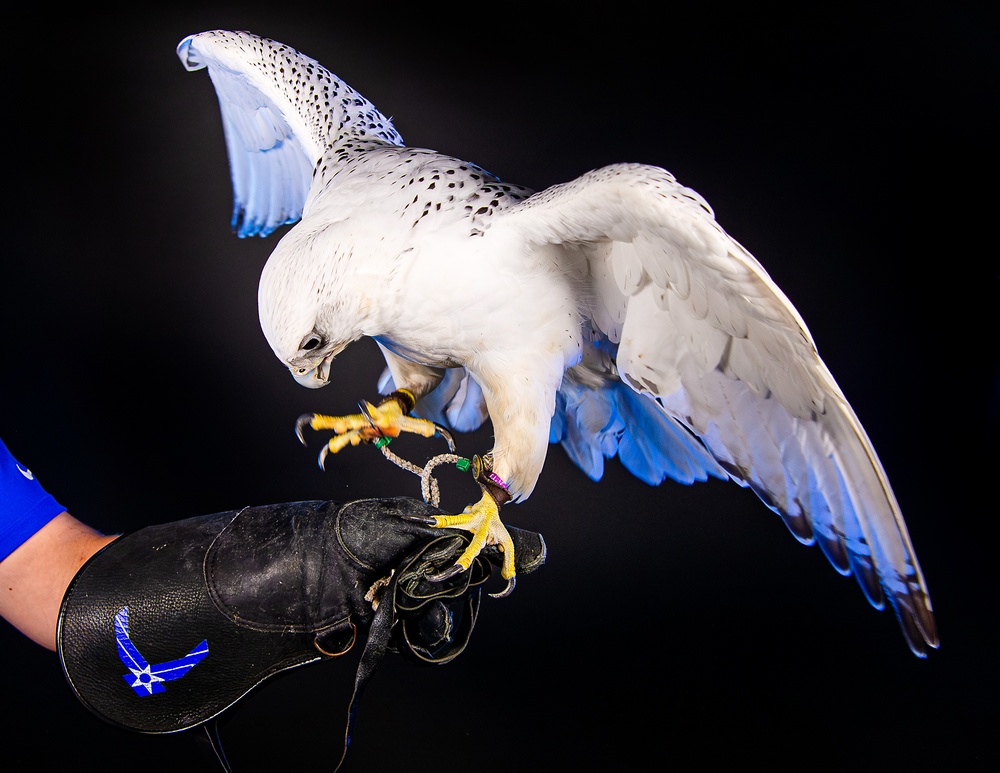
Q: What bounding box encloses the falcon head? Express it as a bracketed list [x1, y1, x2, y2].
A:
[258, 260, 357, 389]
[285, 330, 349, 389]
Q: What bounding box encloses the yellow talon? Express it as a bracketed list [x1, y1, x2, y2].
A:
[295, 390, 444, 457]
[428, 490, 517, 596]
[297, 395, 518, 593]
[327, 431, 366, 454]
[395, 416, 441, 438]
[432, 513, 476, 529]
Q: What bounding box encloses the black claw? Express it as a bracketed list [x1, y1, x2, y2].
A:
[427, 564, 466, 583]
[401, 513, 437, 526]
[489, 576, 516, 599]
[295, 414, 315, 445]
[434, 424, 456, 451]
[318, 445, 330, 471]
[357, 400, 377, 430]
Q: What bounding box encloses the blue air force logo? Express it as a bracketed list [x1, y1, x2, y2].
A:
[115, 607, 209, 696]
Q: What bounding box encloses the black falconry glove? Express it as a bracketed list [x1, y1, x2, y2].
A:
[56, 497, 545, 771]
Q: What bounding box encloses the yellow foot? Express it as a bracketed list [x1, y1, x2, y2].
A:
[426, 489, 517, 598]
[295, 389, 452, 467]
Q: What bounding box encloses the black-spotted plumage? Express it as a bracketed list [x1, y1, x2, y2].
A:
[178, 29, 937, 656]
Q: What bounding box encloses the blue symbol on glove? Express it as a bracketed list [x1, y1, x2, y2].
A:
[115, 607, 209, 696]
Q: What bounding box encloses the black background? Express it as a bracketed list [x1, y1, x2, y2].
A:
[2, 4, 995, 771]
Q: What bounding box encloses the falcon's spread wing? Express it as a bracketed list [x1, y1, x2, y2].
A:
[178, 32, 402, 237]
[177, 30, 937, 657]
[495, 164, 937, 656]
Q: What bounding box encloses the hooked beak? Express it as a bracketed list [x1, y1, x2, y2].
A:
[290, 354, 334, 388]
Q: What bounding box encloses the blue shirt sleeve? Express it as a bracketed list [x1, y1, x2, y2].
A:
[0, 438, 66, 563]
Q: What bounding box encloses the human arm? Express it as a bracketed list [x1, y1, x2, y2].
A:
[0, 436, 119, 650]
[0, 511, 117, 650]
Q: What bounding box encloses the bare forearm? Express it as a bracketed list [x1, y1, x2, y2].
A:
[0, 512, 118, 650]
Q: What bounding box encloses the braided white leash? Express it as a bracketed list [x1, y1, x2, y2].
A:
[377, 443, 469, 507]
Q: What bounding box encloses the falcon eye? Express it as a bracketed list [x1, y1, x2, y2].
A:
[300, 334, 323, 351]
